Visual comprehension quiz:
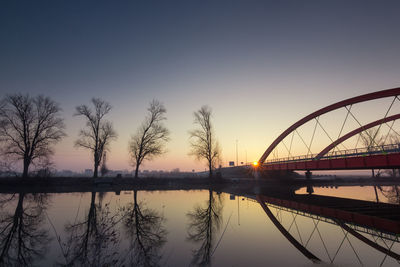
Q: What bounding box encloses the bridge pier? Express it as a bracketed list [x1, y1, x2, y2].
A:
[306, 184, 314, 195]
[305, 170, 312, 179]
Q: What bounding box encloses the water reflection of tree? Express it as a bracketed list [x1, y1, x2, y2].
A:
[122, 190, 167, 267]
[186, 190, 223, 266]
[62, 192, 122, 266]
[378, 186, 400, 204]
[0, 193, 50, 266]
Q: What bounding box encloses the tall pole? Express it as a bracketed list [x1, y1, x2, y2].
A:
[236, 139, 238, 166]
[237, 196, 240, 225]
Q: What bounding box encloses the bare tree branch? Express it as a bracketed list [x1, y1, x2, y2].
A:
[75, 98, 117, 178]
[0, 94, 66, 177]
[0, 193, 51, 266]
[122, 190, 167, 266]
[129, 100, 170, 178]
[62, 192, 123, 266]
[359, 127, 384, 149]
[186, 190, 223, 266]
[188, 106, 221, 177]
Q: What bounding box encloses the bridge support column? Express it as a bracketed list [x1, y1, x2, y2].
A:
[305, 170, 312, 179]
[306, 184, 314, 195]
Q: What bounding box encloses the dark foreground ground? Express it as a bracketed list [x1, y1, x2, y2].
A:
[0, 175, 399, 194]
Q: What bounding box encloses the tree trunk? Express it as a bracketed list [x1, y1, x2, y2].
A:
[22, 158, 30, 178]
[83, 191, 97, 256]
[135, 164, 139, 178]
[374, 186, 379, 203]
[90, 192, 96, 209]
[208, 161, 212, 178]
[0, 193, 24, 262]
[93, 152, 100, 178]
[134, 189, 138, 205]
[93, 163, 98, 178]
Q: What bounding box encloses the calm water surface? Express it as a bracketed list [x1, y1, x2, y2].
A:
[0, 185, 399, 266]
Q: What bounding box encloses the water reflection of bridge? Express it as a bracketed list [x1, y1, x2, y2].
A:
[256, 194, 400, 237]
[229, 188, 400, 264]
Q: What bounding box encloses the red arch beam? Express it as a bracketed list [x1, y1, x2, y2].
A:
[316, 114, 400, 159]
[256, 195, 321, 263]
[259, 87, 400, 164]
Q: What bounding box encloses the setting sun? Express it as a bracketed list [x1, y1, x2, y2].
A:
[253, 161, 259, 166]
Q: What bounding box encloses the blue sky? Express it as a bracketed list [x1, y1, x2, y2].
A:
[1, 1, 400, 172]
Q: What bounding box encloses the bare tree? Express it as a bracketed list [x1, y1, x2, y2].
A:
[388, 131, 400, 145]
[187, 190, 223, 266]
[359, 127, 384, 150]
[122, 190, 167, 266]
[129, 100, 169, 178]
[379, 186, 400, 204]
[359, 128, 384, 177]
[62, 192, 123, 266]
[100, 151, 109, 177]
[189, 106, 221, 178]
[0, 193, 51, 266]
[75, 98, 117, 178]
[383, 133, 400, 177]
[0, 94, 66, 177]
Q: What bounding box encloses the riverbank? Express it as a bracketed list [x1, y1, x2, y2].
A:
[0, 175, 399, 194]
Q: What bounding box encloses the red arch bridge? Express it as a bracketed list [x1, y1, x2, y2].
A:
[257, 87, 400, 174]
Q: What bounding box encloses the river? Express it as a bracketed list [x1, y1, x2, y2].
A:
[0, 183, 399, 266]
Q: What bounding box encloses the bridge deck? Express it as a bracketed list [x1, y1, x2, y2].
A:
[263, 152, 400, 171]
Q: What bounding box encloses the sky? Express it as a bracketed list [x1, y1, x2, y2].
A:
[1, 1, 400, 172]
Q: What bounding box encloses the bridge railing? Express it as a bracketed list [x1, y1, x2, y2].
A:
[264, 143, 400, 165]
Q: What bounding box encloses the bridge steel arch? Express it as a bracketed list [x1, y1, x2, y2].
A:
[256, 195, 321, 263]
[259, 87, 400, 164]
[256, 194, 400, 262]
[315, 113, 400, 159]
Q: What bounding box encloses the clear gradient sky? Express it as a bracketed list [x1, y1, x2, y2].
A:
[1, 1, 400, 172]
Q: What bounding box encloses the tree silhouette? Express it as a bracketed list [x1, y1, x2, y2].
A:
[75, 98, 117, 178]
[129, 100, 170, 178]
[359, 127, 384, 150]
[189, 106, 221, 177]
[100, 151, 109, 177]
[122, 190, 167, 266]
[62, 192, 123, 266]
[378, 186, 400, 204]
[186, 190, 223, 266]
[359, 128, 385, 177]
[0, 94, 66, 177]
[0, 193, 50, 266]
[384, 133, 400, 177]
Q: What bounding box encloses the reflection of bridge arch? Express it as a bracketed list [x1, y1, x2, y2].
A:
[259, 87, 400, 167]
[256, 194, 400, 265]
[256, 195, 321, 263]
